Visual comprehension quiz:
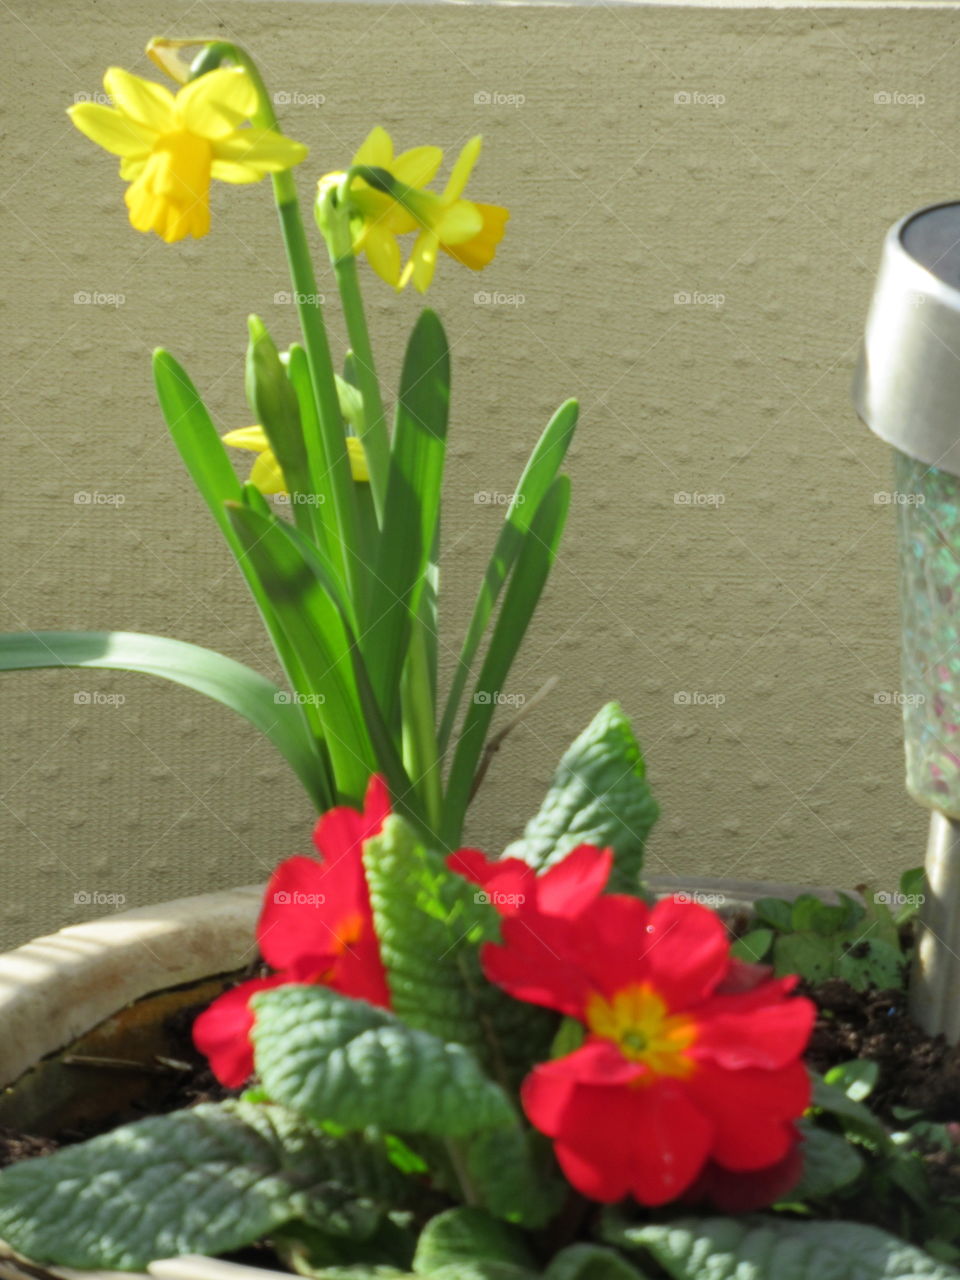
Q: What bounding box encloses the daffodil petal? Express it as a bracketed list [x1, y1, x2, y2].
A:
[353, 126, 393, 169]
[401, 232, 439, 294]
[177, 67, 258, 139]
[346, 436, 370, 482]
[68, 103, 155, 157]
[360, 225, 402, 288]
[119, 155, 147, 181]
[250, 448, 286, 495]
[392, 145, 443, 189]
[212, 129, 308, 180]
[444, 135, 482, 201]
[435, 198, 484, 246]
[222, 425, 269, 451]
[102, 67, 175, 132]
[209, 158, 261, 182]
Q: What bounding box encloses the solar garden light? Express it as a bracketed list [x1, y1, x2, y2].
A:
[853, 201, 960, 1043]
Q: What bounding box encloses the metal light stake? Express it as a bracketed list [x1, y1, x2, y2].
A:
[853, 201, 960, 1043]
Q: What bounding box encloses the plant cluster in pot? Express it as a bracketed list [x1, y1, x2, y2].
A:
[1, 33, 959, 1280]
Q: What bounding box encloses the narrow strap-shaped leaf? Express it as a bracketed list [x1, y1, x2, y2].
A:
[287, 342, 345, 584]
[274, 518, 423, 829]
[365, 310, 450, 726]
[0, 631, 327, 808]
[441, 476, 571, 847]
[439, 399, 578, 755]
[239, 483, 332, 766]
[226, 502, 376, 805]
[153, 348, 332, 807]
[153, 348, 244, 546]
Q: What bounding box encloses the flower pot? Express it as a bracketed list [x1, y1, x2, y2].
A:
[0, 873, 851, 1280]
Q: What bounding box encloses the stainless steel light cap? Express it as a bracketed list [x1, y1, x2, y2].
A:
[853, 201, 960, 477]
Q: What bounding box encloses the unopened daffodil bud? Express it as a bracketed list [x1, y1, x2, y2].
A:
[245, 315, 299, 439]
[145, 36, 223, 84]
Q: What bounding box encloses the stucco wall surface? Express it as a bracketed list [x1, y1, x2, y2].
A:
[0, 0, 947, 946]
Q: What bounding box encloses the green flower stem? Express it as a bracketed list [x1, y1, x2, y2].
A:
[218, 43, 363, 605]
[331, 248, 390, 523]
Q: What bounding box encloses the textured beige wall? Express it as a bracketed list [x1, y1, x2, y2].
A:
[0, 0, 946, 947]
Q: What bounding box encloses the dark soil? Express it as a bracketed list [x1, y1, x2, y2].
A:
[803, 978, 960, 1124]
[0, 999, 233, 1165]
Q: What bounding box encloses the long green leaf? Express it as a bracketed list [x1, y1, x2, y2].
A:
[0, 630, 325, 806]
[270, 516, 422, 828]
[153, 347, 243, 546]
[365, 310, 450, 726]
[226, 502, 376, 804]
[442, 476, 570, 847]
[439, 400, 578, 755]
[153, 347, 332, 807]
[286, 342, 343, 577]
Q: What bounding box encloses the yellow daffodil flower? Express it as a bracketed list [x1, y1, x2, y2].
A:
[223, 426, 369, 495]
[399, 136, 509, 293]
[318, 127, 443, 288]
[68, 67, 308, 243]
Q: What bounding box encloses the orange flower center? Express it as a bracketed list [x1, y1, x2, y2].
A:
[331, 910, 365, 954]
[585, 983, 698, 1082]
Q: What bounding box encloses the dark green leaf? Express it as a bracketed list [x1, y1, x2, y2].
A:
[791, 895, 851, 937]
[251, 985, 515, 1139]
[0, 1102, 411, 1268]
[606, 1214, 960, 1279]
[544, 1244, 653, 1279]
[412, 1207, 535, 1274]
[773, 932, 835, 984]
[836, 940, 904, 992]
[500, 702, 658, 893]
[810, 1073, 890, 1149]
[753, 897, 795, 932]
[464, 1125, 567, 1228]
[788, 1123, 865, 1200]
[730, 928, 774, 964]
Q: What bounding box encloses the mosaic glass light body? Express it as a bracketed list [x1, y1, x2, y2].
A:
[896, 448, 960, 816]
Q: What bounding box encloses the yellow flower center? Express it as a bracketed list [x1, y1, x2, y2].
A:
[585, 983, 698, 1082]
